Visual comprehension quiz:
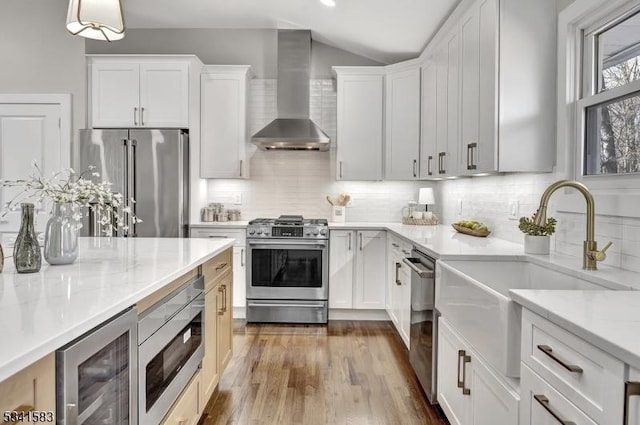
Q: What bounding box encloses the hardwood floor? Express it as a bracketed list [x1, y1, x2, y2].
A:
[201, 320, 449, 425]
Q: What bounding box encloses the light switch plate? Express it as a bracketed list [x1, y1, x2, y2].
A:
[508, 199, 519, 220]
[233, 193, 242, 205]
[457, 199, 463, 216]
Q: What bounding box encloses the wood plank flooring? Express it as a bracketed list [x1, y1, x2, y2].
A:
[201, 320, 449, 425]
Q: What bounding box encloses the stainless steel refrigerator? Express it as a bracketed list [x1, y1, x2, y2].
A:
[79, 129, 189, 237]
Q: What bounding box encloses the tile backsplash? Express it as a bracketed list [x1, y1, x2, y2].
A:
[440, 175, 640, 272]
[206, 79, 432, 223]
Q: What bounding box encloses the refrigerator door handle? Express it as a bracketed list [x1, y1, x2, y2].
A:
[129, 139, 137, 237]
[122, 139, 129, 237]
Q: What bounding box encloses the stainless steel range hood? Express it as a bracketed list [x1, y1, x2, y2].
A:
[251, 30, 331, 151]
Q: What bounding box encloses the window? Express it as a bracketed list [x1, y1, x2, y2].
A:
[581, 6, 640, 177]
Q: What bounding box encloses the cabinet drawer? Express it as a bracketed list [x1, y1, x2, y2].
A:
[521, 309, 625, 423]
[190, 228, 245, 246]
[0, 354, 55, 422]
[161, 371, 201, 425]
[203, 249, 232, 291]
[521, 363, 597, 425]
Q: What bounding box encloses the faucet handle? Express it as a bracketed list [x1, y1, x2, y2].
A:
[590, 241, 613, 262]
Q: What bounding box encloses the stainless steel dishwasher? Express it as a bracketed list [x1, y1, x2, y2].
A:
[403, 247, 438, 403]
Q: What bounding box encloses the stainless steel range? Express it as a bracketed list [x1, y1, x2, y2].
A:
[246, 215, 329, 324]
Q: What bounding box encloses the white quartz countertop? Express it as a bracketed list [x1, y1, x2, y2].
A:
[510, 290, 640, 370]
[0, 237, 233, 382]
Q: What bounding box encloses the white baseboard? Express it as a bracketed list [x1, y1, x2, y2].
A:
[233, 306, 246, 319]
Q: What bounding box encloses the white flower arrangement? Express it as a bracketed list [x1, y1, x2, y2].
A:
[0, 162, 141, 234]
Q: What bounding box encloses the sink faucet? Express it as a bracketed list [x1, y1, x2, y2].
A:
[533, 180, 612, 270]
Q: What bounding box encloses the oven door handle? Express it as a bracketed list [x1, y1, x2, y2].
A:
[247, 302, 326, 308]
[248, 240, 327, 249]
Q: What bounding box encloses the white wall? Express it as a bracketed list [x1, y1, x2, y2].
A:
[0, 0, 86, 166]
[207, 78, 433, 222]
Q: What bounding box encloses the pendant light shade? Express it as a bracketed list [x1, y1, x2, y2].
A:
[66, 0, 125, 42]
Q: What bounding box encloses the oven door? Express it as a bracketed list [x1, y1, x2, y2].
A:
[138, 293, 204, 425]
[246, 239, 328, 300]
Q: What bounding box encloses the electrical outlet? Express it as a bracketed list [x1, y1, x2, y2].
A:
[508, 200, 519, 220]
[233, 193, 242, 205]
[457, 199, 463, 216]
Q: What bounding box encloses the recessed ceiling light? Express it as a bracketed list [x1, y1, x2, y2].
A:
[320, 0, 336, 7]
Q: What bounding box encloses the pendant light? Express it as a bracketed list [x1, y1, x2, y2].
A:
[66, 0, 125, 42]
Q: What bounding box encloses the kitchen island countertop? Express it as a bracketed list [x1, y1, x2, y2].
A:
[0, 237, 233, 382]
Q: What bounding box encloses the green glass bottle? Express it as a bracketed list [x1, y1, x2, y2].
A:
[13, 203, 41, 273]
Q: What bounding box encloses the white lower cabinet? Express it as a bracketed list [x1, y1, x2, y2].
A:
[232, 246, 246, 309]
[329, 230, 386, 310]
[438, 317, 518, 425]
[386, 235, 412, 348]
[627, 367, 640, 425]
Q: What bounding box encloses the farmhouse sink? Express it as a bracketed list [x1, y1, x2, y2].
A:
[435, 259, 607, 378]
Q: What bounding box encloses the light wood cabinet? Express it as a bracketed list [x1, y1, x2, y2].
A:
[438, 318, 518, 425]
[333, 67, 385, 181]
[328, 230, 386, 310]
[200, 65, 251, 179]
[385, 61, 421, 180]
[200, 249, 233, 410]
[0, 353, 55, 425]
[89, 57, 190, 128]
[161, 372, 201, 425]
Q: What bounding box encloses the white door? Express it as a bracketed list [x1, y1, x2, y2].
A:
[336, 73, 384, 181]
[328, 230, 355, 309]
[445, 28, 460, 178]
[140, 62, 189, 128]
[420, 55, 438, 179]
[200, 72, 246, 178]
[0, 99, 68, 232]
[354, 230, 386, 309]
[233, 246, 246, 309]
[469, 353, 518, 425]
[437, 318, 470, 425]
[460, 6, 480, 175]
[385, 66, 421, 180]
[91, 62, 139, 127]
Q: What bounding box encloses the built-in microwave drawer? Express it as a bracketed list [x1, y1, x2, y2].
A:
[521, 309, 625, 424]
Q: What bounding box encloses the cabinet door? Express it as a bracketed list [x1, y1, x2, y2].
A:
[162, 372, 201, 425]
[626, 367, 640, 425]
[217, 273, 233, 374]
[232, 246, 246, 309]
[201, 287, 219, 408]
[420, 55, 438, 179]
[385, 66, 421, 180]
[354, 230, 387, 309]
[459, 6, 480, 175]
[329, 230, 355, 309]
[200, 72, 247, 178]
[398, 264, 412, 347]
[139, 62, 189, 128]
[91, 62, 139, 127]
[445, 28, 460, 178]
[437, 318, 469, 425]
[336, 73, 384, 180]
[468, 352, 518, 425]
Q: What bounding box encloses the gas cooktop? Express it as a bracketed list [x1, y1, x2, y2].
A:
[247, 215, 328, 239]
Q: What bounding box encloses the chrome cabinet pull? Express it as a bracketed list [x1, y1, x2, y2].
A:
[359, 232, 363, 251]
[241, 248, 244, 267]
[395, 262, 401, 285]
[537, 345, 583, 373]
[427, 155, 433, 176]
[141, 106, 145, 126]
[133, 107, 138, 126]
[339, 161, 343, 179]
[130, 140, 137, 236]
[413, 159, 417, 177]
[624, 381, 640, 425]
[534, 395, 576, 425]
[239, 159, 243, 177]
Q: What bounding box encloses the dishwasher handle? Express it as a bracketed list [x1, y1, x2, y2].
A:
[402, 257, 434, 278]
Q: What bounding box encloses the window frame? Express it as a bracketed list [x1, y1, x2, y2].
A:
[568, 0, 640, 190]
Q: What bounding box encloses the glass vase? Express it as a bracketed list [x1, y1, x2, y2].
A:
[13, 203, 42, 273]
[43, 202, 79, 265]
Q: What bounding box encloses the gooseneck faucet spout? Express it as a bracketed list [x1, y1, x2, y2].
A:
[533, 180, 611, 270]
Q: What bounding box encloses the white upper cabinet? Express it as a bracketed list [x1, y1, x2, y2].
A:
[89, 57, 190, 128]
[333, 67, 384, 181]
[420, 52, 438, 179]
[385, 61, 421, 180]
[200, 65, 251, 179]
[421, 0, 556, 176]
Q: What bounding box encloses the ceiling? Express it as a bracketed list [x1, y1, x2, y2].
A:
[123, 0, 461, 64]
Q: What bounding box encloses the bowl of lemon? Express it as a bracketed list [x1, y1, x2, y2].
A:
[452, 220, 490, 237]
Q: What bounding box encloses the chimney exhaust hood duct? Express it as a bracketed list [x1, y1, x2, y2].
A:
[251, 30, 331, 151]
